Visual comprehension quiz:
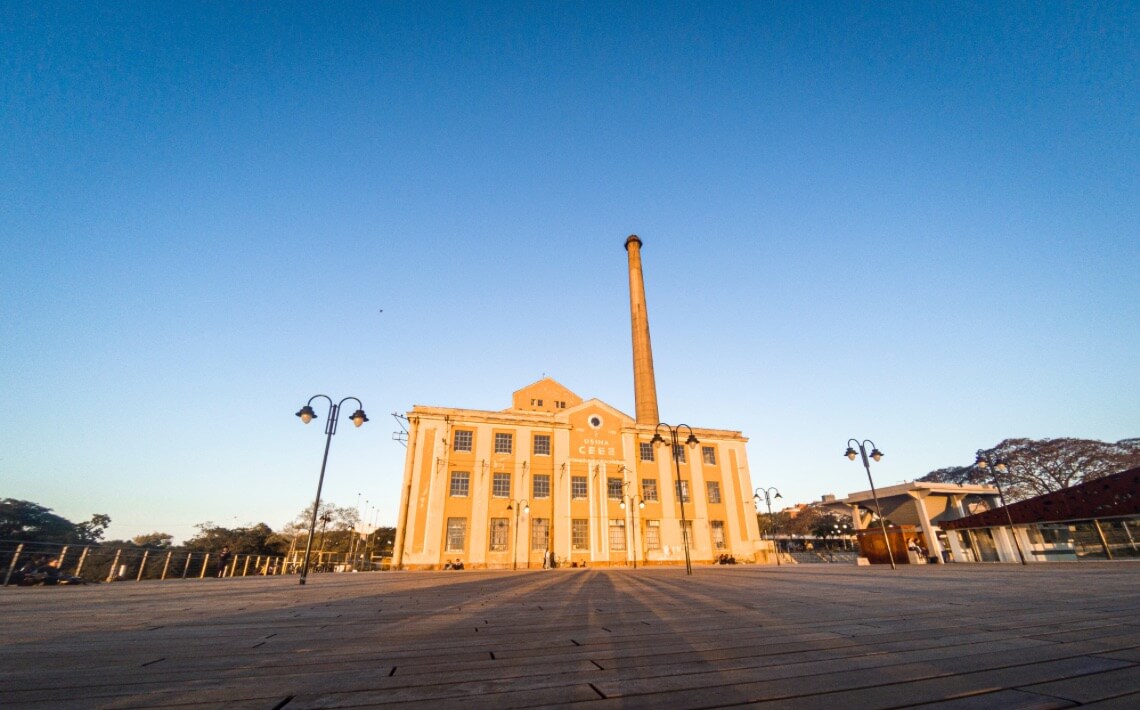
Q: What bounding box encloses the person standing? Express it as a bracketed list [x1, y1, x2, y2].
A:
[216, 546, 232, 578]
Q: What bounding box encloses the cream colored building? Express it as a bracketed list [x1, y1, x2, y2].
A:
[393, 378, 765, 569]
[393, 235, 767, 569]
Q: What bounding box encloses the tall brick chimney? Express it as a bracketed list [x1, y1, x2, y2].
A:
[625, 235, 660, 426]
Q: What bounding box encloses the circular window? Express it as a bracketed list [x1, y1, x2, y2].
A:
[588, 415, 603, 429]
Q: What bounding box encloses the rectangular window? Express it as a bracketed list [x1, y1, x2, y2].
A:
[607, 477, 624, 499]
[645, 520, 661, 550]
[571, 476, 588, 499]
[681, 520, 693, 546]
[675, 480, 691, 503]
[609, 519, 626, 550]
[533, 434, 551, 456]
[446, 518, 467, 552]
[639, 442, 654, 462]
[449, 471, 470, 497]
[453, 430, 473, 452]
[489, 518, 509, 551]
[572, 518, 589, 550]
[702, 446, 717, 465]
[492, 472, 510, 498]
[533, 474, 551, 499]
[711, 520, 726, 550]
[531, 518, 550, 550]
[672, 445, 687, 463]
[706, 481, 722, 504]
[641, 479, 658, 502]
[494, 433, 513, 454]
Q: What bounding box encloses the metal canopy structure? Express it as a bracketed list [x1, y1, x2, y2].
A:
[942, 466, 1140, 531]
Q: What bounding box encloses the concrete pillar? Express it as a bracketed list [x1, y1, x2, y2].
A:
[908, 491, 945, 563]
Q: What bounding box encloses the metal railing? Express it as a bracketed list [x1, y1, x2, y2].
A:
[1, 540, 292, 586]
[1, 538, 396, 587]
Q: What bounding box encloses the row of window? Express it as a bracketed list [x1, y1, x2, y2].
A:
[638, 442, 719, 465]
[528, 398, 568, 409]
[449, 472, 723, 504]
[445, 518, 728, 552]
[454, 430, 718, 465]
[455, 430, 552, 455]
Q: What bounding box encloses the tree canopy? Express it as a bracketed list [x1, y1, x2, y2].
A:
[132, 532, 175, 548]
[184, 522, 285, 556]
[0, 499, 111, 543]
[919, 437, 1140, 502]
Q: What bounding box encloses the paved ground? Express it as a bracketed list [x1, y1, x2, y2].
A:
[2, 563, 1138, 709]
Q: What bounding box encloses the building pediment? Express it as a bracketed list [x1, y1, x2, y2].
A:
[509, 377, 583, 413]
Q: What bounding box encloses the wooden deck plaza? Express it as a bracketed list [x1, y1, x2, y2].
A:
[2, 563, 1138, 708]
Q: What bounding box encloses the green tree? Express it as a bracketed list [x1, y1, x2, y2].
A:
[0, 499, 110, 543]
[185, 522, 281, 555]
[368, 526, 397, 554]
[809, 512, 851, 540]
[0, 499, 73, 541]
[73, 513, 111, 543]
[920, 437, 1140, 502]
[132, 532, 175, 549]
[283, 501, 361, 555]
[755, 511, 792, 537]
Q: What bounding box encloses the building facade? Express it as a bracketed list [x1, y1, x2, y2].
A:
[393, 378, 764, 569]
[393, 236, 766, 569]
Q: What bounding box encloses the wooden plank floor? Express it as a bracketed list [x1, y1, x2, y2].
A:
[1, 563, 1137, 708]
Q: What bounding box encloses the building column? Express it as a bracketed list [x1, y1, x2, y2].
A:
[908, 491, 945, 564]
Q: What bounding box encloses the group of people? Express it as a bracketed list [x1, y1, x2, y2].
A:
[715, 553, 738, 565]
[12, 555, 85, 586]
[442, 558, 465, 570]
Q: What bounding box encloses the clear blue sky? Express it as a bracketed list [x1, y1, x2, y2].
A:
[2, 2, 1136, 544]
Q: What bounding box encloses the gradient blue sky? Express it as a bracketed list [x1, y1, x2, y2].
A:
[2, 2, 1137, 543]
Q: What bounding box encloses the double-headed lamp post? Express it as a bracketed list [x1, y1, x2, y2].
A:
[295, 395, 368, 585]
[619, 486, 645, 568]
[845, 439, 895, 570]
[975, 450, 1028, 565]
[754, 486, 783, 565]
[651, 423, 699, 575]
[507, 499, 529, 570]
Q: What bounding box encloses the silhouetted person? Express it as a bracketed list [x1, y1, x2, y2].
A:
[216, 546, 232, 577]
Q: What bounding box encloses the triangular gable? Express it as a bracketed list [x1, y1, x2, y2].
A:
[564, 397, 634, 425]
[509, 377, 583, 413]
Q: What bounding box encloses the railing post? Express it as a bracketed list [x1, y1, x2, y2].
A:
[242, 556, 251, 577]
[136, 550, 150, 581]
[182, 553, 192, 578]
[1093, 519, 1114, 560]
[58, 545, 70, 570]
[75, 546, 90, 577]
[3, 543, 25, 586]
[160, 551, 172, 580]
[106, 549, 122, 583]
[200, 553, 210, 578]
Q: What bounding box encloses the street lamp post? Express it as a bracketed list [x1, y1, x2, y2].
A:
[975, 450, 1028, 565]
[295, 395, 369, 585]
[507, 499, 529, 570]
[754, 486, 783, 565]
[619, 486, 645, 568]
[651, 423, 699, 575]
[845, 439, 896, 570]
[317, 512, 332, 567]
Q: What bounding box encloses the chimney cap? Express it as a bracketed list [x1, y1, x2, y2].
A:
[624, 234, 642, 250]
